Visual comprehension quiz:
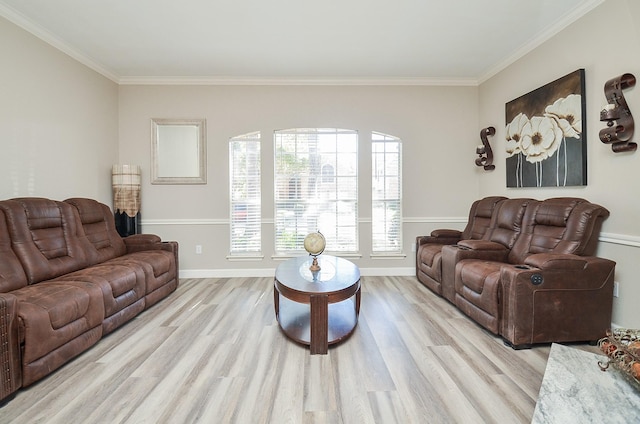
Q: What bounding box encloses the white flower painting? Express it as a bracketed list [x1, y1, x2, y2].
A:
[505, 69, 587, 187]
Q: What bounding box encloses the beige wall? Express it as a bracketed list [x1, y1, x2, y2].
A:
[0, 17, 119, 203]
[478, 0, 640, 327]
[118, 84, 480, 275]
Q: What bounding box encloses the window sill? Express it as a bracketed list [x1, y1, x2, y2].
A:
[226, 254, 264, 261]
[370, 253, 406, 259]
[271, 252, 363, 261]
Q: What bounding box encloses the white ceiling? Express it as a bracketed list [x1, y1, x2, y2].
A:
[0, 0, 604, 85]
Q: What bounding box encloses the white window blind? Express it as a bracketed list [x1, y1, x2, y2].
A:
[274, 128, 358, 253]
[229, 132, 261, 254]
[372, 132, 402, 253]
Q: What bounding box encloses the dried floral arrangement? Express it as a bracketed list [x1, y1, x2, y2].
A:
[598, 328, 640, 390]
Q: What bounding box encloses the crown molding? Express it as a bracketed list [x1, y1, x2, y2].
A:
[0, 3, 120, 83]
[117, 76, 479, 87]
[478, 0, 605, 83]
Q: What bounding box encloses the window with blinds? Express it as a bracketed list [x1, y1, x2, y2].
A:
[229, 132, 261, 254]
[372, 132, 402, 253]
[274, 128, 358, 254]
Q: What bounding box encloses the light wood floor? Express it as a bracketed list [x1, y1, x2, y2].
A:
[1, 276, 597, 423]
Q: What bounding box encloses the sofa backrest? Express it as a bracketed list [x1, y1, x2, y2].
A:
[508, 197, 609, 263]
[462, 196, 507, 240]
[0, 198, 90, 284]
[484, 198, 534, 250]
[0, 208, 29, 293]
[65, 198, 126, 264]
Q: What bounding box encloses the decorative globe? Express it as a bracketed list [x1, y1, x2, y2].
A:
[304, 232, 325, 272]
[304, 231, 326, 256]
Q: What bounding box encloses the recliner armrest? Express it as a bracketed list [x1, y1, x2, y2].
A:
[458, 239, 508, 251]
[417, 229, 462, 246]
[524, 253, 587, 271]
[122, 235, 179, 269]
[431, 229, 462, 239]
[502, 256, 615, 290]
[122, 234, 170, 254]
[122, 234, 162, 245]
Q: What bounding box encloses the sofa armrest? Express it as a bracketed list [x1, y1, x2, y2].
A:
[0, 293, 22, 402]
[458, 239, 506, 251]
[442, 241, 511, 264]
[524, 253, 587, 271]
[123, 234, 175, 254]
[122, 234, 162, 246]
[123, 236, 180, 277]
[500, 256, 616, 347]
[431, 229, 462, 240]
[416, 229, 462, 246]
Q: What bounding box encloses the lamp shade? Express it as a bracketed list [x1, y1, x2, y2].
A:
[112, 164, 141, 217]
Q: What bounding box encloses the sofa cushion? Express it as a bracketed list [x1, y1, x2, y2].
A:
[54, 262, 146, 332]
[487, 198, 531, 249]
[534, 198, 581, 227]
[12, 281, 104, 365]
[462, 196, 507, 240]
[113, 250, 177, 297]
[0, 199, 89, 284]
[454, 259, 503, 334]
[64, 198, 127, 264]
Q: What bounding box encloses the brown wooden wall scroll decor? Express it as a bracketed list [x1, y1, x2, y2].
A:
[476, 126, 495, 170]
[600, 73, 636, 153]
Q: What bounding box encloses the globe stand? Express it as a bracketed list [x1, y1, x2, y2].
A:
[309, 254, 321, 272]
[304, 231, 325, 274]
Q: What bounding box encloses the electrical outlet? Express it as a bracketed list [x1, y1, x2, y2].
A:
[195, 245, 202, 254]
[613, 281, 619, 298]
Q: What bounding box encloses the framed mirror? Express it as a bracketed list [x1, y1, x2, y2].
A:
[151, 118, 207, 184]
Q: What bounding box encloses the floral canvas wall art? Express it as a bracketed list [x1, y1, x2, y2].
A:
[505, 69, 587, 187]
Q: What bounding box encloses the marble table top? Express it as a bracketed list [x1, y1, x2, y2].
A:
[532, 343, 640, 424]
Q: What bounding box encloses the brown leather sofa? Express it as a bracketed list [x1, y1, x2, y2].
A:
[416, 196, 506, 302]
[417, 197, 615, 349]
[0, 197, 179, 403]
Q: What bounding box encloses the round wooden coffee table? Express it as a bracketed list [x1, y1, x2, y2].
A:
[274, 255, 361, 354]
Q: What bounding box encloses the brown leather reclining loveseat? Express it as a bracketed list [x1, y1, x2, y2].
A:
[0, 197, 179, 403]
[417, 197, 616, 349]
